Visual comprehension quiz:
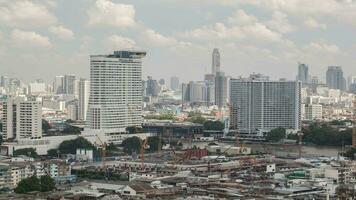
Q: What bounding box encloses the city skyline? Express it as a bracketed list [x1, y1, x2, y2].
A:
[1, 0, 356, 82]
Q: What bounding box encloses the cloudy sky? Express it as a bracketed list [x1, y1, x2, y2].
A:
[0, 0, 356, 83]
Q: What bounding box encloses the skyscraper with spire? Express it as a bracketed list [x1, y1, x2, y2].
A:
[212, 48, 220, 75]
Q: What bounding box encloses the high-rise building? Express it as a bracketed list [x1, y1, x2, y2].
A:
[53, 76, 64, 94]
[158, 78, 165, 85]
[78, 78, 90, 121]
[304, 104, 322, 121]
[230, 75, 301, 135]
[348, 76, 356, 93]
[212, 48, 220, 75]
[2, 97, 42, 140]
[215, 71, 227, 108]
[87, 50, 146, 132]
[146, 76, 160, 97]
[326, 66, 346, 90]
[64, 74, 76, 95]
[170, 76, 179, 91]
[67, 103, 78, 121]
[297, 63, 309, 84]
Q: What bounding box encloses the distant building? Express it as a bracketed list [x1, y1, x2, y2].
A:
[158, 78, 165, 85]
[326, 66, 346, 90]
[297, 63, 309, 84]
[230, 74, 301, 135]
[348, 76, 356, 93]
[170, 76, 180, 91]
[28, 82, 46, 95]
[2, 97, 42, 140]
[67, 103, 78, 121]
[215, 71, 227, 108]
[64, 74, 76, 95]
[78, 78, 90, 121]
[87, 50, 146, 132]
[304, 104, 323, 121]
[53, 75, 64, 94]
[212, 48, 220, 75]
[146, 76, 160, 97]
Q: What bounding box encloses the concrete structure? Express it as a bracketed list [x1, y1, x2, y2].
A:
[64, 74, 76, 95]
[28, 82, 46, 95]
[146, 76, 160, 97]
[53, 75, 64, 94]
[304, 104, 322, 121]
[88, 50, 146, 132]
[78, 78, 90, 121]
[297, 63, 309, 84]
[230, 74, 301, 135]
[170, 76, 180, 91]
[212, 48, 220, 75]
[2, 97, 42, 140]
[326, 66, 346, 91]
[215, 71, 227, 108]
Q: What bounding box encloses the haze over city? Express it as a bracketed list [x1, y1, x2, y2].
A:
[1, 0, 356, 82]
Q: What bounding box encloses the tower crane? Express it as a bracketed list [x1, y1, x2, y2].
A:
[95, 135, 107, 170]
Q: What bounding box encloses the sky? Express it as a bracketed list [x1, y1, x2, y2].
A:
[0, 0, 356, 83]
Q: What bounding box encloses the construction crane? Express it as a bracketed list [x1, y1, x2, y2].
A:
[95, 135, 107, 170]
[140, 139, 148, 170]
[353, 96, 356, 148]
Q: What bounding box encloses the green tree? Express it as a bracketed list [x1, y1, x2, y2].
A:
[61, 125, 82, 134]
[15, 176, 40, 193]
[121, 136, 141, 154]
[126, 126, 143, 134]
[0, 121, 3, 132]
[13, 148, 38, 158]
[345, 148, 356, 160]
[40, 175, 56, 192]
[47, 149, 59, 158]
[147, 136, 165, 152]
[58, 137, 93, 154]
[42, 119, 51, 133]
[266, 127, 286, 142]
[188, 112, 206, 124]
[203, 120, 224, 130]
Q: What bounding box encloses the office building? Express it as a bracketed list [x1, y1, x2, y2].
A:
[78, 79, 90, 121]
[215, 71, 227, 108]
[67, 103, 78, 121]
[28, 82, 46, 95]
[230, 74, 301, 135]
[304, 104, 322, 121]
[146, 76, 160, 97]
[87, 50, 146, 132]
[2, 97, 42, 140]
[53, 75, 64, 94]
[64, 74, 76, 95]
[297, 63, 309, 84]
[158, 78, 165, 85]
[326, 66, 346, 90]
[170, 76, 180, 91]
[348, 76, 356, 93]
[212, 48, 220, 75]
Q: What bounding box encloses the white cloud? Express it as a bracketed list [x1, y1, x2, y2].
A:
[0, 0, 56, 27]
[227, 9, 258, 25]
[87, 0, 136, 28]
[303, 18, 327, 30]
[49, 26, 74, 40]
[265, 12, 295, 34]
[142, 29, 178, 47]
[11, 29, 51, 48]
[104, 35, 136, 50]
[304, 41, 340, 54]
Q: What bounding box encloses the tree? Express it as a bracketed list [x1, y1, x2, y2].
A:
[0, 121, 3, 132]
[188, 112, 206, 124]
[40, 175, 56, 192]
[126, 126, 143, 134]
[147, 136, 165, 152]
[345, 148, 356, 160]
[203, 120, 224, 130]
[42, 119, 51, 133]
[15, 176, 40, 193]
[13, 148, 38, 158]
[58, 137, 93, 154]
[61, 125, 82, 134]
[266, 127, 286, 142]
[47, 149, 59, 158]
[121, 136, 141, 154]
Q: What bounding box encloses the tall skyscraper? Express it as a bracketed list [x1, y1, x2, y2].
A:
[297, 63, 309, 84]
[87, 50, 146, 132]
[230, 74, 301, 135]
[326, 66, 346, 90]
[212, 48, 220, 75]
[146, 76, 160, 97]
[53, 75, 64, 94]
[215, 71, 227, 108]
[170, 76, 179, 91]
[64, 74, 76, 95]
[2, 97, 42, 140]
[78, 78, 90, 121]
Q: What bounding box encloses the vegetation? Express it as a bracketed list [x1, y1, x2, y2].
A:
[14, 175, 55, 193]
[187, 111, 206, 124]
[126, 126, 143, 134]
[13, 148, 38, 158]
[42, 119, 51, 133]
[61, 124, 82, 134]
[0, 121, 2, 132]
[121, 136, 141, 154]
[147, 136, 165, 152]
[72, 169, 129, 181]
[58, 137, 94, 154]
[266, 127, 286, 142]
[144, 113, 175, 120]
[203, 120, 224, 130]
[47, 149, 59, 158]
[302, 122, 351, 146]
[345, 148, 356, 160]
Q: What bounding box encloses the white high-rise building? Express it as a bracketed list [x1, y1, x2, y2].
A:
[215, 71, 227, 108]
[2, 97, 42, 140]
[230, 74, 301, 135]
[304, 104, 322, 121]
[78, 78, 90, 121]
[87, 50, 146, 132]
[212, 48, 220, 75]
[53, 76, 64, 94]
[64, 74, 76, 95]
